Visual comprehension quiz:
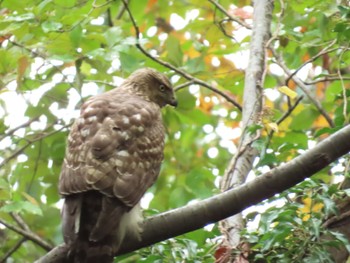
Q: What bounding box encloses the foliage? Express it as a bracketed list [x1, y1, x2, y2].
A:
[0, 0, 349, 262]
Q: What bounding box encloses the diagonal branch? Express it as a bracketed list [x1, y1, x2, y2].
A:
[266, 95, 304, 149]
[0, 122, 71, 169]
[11, 212, 31, 231]
[0, 117, 39, 141]
[208, 0, 252, 29]
[0, 237, 27, 262]
[271, 48, 335, 127]
[121, 0, 242, 111]
[285, 39, 338, 86]
[0, 219, 53, 251]
[36, 124, 350, 263]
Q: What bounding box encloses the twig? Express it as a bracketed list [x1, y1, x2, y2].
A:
[337, 46, 349, 123]
[217, 18, 237, 40]
[9, 40, 74, 88]
[0, 122, 71, 169]
[0, 238, 27, 263]
[174, 81, 195, 91]
[0, 117, 39, 141]
[0, 219, 53, 251]
[208, 0, 252, 29]
[116, 0, 128, 19]
[304, 76, 350, 85]
[285, 40, 338, 86]
[271, 48, 335, 127]
[277, 96, 304, 126]
[92, 0, 114, 8]
[27, 139, 42, 192]
[266, 95, 304, 149]
[10, 212, 30, 231]
[121, 0, 242, 111]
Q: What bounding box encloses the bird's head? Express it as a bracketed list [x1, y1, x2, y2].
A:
[126, 68, 177, 108]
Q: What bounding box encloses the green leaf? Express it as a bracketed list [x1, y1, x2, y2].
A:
[165, 35, 183, 66]
[290, 108, 318, 130]
[0, 201, 42, 216]
[70, 24, 83, 47]
[176, 89, 196, 110]
[184, 56, 205, 74]
[104, 27, 123, 48]
[41, 20, 62, 33]
[119, 52, 141, 73]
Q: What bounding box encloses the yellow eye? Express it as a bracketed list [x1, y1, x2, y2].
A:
[159, 85, 166, 92]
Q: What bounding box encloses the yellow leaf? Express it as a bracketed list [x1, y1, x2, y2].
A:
[267, 122, 278, 132]
[278, 86, 297, 99]
[299, 197, 324, 221]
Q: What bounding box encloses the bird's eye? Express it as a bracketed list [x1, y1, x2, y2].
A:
[159, 85, 166, 92]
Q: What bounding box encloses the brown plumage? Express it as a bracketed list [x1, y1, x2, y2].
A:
[59, 68, 177, 263]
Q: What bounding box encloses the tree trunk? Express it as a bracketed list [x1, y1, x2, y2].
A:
[219, 1, 274, 261]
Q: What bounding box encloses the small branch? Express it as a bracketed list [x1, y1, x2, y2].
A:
[10, 212, 31, 231]
[0, 219, 53, 251]
[217, 18, 237, 40]
[271, 48, 335, 127]
[174, 81, 195, 91]
[285, 40, 338, 86]
[116, 0, 128, 19]
[337, 46, 349, 124]
[276, 95, 304, 126]
[266, 95, 304, 149]
[0, 238, 27, 262]
[0, 117, 39, 141]
[208, 0, 252, 29]
[91, 0, 114, 8]
[121, 0, 242, 111]
[304, 76, 350, 85]
[0, 122, 71, 169]
[9, 40, 74, 87]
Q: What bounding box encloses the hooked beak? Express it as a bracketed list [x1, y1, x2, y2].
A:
[169, 96, 178, 107]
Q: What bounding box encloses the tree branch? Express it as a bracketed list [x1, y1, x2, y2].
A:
[285, 40, 338, 86]
[0, 117, 39, 141]
[0, 122, 71, 169]
[10, 212, 31, 231]
[36, 124, 350, 263]
[0, 219, 53, 251]
[304, 76, 350, 85]
[270, 48, 335, 127]
[0, 237, 27, 262]
[121, 0, 242, 111]
[208, 0, 252, 29]
[266, 95, 304, 149]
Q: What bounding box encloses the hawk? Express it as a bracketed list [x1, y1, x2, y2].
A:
[59, 68, 177, 262]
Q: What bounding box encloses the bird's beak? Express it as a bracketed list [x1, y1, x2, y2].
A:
[169, 97, 178, 107]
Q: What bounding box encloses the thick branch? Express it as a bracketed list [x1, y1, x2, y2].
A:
[37, 124, 350, 263]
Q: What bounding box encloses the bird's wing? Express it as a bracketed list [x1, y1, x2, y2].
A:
[59, 92, 165, 245]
